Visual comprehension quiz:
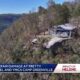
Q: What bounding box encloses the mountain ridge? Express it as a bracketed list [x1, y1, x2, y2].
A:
[0, 14, 22, 33]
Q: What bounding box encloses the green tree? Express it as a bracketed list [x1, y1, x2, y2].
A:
[48, 0, 55, 8]
[38, 6, 47, 14]
[72, 4, 80, 17]
[61, 4, 70, 23]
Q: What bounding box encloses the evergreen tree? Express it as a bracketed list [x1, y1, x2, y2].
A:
[61, 4, 70, 23]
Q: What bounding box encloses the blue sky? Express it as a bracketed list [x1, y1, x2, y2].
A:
[0, 0, 65, 14]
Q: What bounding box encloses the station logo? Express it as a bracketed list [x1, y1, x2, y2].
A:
[62, 65, 76, 72]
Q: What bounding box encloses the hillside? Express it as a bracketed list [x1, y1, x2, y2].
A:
[0, 14, 22, 33]
[0, 0, 80, 80]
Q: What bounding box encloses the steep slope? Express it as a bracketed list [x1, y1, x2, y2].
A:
[0, 12, 50, 63]
[0, 3, 80, 80]
[0, 12, 80, 64]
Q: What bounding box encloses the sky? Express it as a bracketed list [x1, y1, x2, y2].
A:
[0, 0, 69, 14]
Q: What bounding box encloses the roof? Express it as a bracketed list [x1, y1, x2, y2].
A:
[32, 38, 38, 43]
[57, 24, 76, 30]
[46, 37, 69, 48]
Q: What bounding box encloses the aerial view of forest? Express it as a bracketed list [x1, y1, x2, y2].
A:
[0, 0, 80, 80]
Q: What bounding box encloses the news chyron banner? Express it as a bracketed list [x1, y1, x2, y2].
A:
[0, 64, 79, 73]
